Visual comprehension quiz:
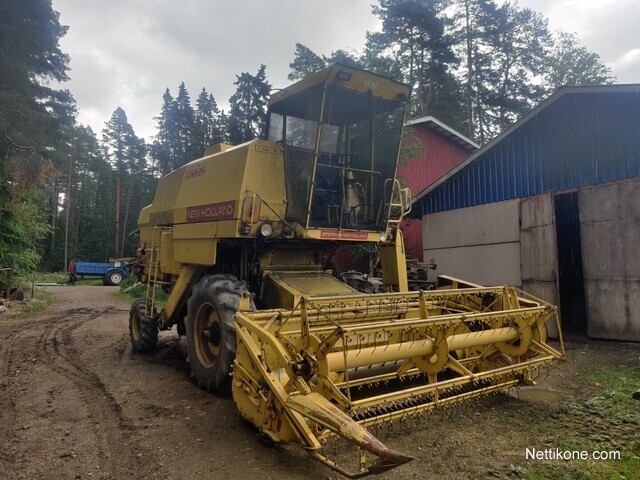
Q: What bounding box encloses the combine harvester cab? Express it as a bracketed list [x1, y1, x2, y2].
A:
[131, 64, 566, 478]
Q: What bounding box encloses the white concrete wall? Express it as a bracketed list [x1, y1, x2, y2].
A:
[422, 194, 560, 337]
[422, 199, 522, 286]
[423, 182, 640, 341]
[579, 180, 640, 341]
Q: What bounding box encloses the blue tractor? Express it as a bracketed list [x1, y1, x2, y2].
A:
[68, 259, 130, 286]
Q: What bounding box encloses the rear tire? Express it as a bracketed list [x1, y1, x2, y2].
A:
[186, 274, 249, 394]
[106, 270, 124, 286]
[129, 300, 158, 353]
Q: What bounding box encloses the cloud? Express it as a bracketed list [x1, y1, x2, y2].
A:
[53, 0, 639, 141]
[53, 0, 377, 140]
[517, 0, 640, 83]
[610, 48, 640, 82]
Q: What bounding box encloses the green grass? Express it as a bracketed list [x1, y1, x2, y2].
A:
[10, 271, 67, 288]
[71, 277, 104, 286]
[17, 271, 104, 286]
[511, 365, 640, 480]
[115, 273, 168, 305]
[6, 288, 54, 318]
[27, 271, 69, 284]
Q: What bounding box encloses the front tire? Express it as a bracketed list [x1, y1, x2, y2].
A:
[129, 300, 158, 353]
[186, 274, 248, 394]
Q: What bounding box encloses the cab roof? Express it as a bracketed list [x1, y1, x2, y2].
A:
[268, 64, 410, 109]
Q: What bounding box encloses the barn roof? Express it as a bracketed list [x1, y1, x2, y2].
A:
[413, 84, 640, 216]
[406, 115, 479, 152]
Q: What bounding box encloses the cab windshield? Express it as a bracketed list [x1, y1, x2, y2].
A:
[268, 83, 405, 231]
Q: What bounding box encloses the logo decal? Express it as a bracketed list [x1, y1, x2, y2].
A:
[255, 145, 279, 155]
[320, 230, 369, 240]
[186, 200, 236, 223]
[185, 166, 206, 179]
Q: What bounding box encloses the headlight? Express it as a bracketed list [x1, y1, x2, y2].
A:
[259, 223, 273, 237]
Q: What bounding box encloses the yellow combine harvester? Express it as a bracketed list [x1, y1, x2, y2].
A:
[129, 64, 565, 477]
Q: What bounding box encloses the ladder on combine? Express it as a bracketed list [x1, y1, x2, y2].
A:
[385, 178, 411, 226]
[143, 226, 169, 318]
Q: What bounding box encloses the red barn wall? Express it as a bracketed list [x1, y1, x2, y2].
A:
[398, 126, 472, 261]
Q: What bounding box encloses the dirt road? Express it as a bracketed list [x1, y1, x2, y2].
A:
[0, 286, 325, 480]
[0, 286, 638, 479]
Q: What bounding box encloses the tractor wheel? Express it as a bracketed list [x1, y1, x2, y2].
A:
[129, 299, 158, 353]
[186, 274, 250, 394]
[106, 270, 124, 286]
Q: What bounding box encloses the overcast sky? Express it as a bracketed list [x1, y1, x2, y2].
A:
[51, 0, 640, 141]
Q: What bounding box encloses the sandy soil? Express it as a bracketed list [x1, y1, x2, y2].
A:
[0, 286, 638, 480]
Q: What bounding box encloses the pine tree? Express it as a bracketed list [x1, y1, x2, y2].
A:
[288, 43, 327, 80]
[477, 2, 551, 138]
[369, 0, 462, 121]
[0, 0, 76, 277]
[52, 125, 115, 267]
[194, 88, 225, 156]
[228, 65, 271, 145]
[151, 88, 177, 175]
[448, 0, 499, 139]
[174, 82, 197, 164]
[288, 43, 363, 80]
[101, 107, 146, 256]
[361, 32, 405, 79]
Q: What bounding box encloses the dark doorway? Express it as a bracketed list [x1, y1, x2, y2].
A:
[554, 192, 587, 334]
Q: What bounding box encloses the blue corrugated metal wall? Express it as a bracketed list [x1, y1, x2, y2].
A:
[421, 92, 640, 214]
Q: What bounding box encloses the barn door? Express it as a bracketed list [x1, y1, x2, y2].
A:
[554, 192, 587, 335]
[519, 193, 560, 337]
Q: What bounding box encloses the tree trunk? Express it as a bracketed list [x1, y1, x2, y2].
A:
[120, 177, 133, 257]
[63, 155, 73, 271]
[49, 179, 59, 260]
[424, 60, 435, 115]
[72, 166, 84, 257]
[474, 52, 485, 144]
[465, 0, 475, 140]
[114, 169, 120, 257]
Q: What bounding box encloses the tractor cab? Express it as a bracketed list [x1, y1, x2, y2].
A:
[266, 64, 410, 232]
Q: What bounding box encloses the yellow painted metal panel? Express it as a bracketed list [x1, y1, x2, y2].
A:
[242, 141, 287, 220]
[204, 143, 233, 155]
[261, 272, 358, 309]
[173, 238, 217, 266]
[173, 144, 248, 225]
[269, 64, 410, 107]
[173, 222, 217, 240]
[159, 231, 181, 275]
[270, 272, 357, 297]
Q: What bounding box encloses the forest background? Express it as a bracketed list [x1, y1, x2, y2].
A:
[0, 0, 614, 285]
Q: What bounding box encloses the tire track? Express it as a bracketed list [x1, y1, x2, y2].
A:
[0, 313, 78, 456]
[0, 318, 46, 448]
[1, 305, 156, 478]
[36, 307, 152, 478]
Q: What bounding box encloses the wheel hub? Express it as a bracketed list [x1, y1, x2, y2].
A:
[204, 323, 221, 346]
[194, 302, 221, 368]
